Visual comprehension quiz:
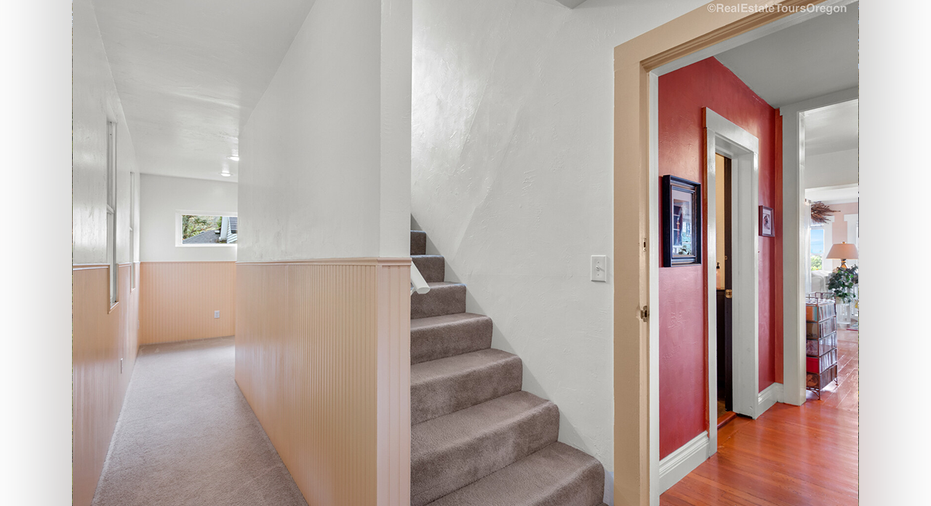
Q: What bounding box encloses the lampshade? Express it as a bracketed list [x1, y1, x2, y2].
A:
[826, 242, 858, 260]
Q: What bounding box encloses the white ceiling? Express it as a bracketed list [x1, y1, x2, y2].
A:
[715, 3, 859, 109]
[95, 0, 859, 183]
[804, 99, 858, 156]
[93, 0, 317, 183]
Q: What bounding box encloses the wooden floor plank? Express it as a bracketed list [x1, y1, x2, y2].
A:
[661, 330, 859, 505]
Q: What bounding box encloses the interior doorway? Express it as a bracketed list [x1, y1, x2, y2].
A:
[714, 154, 734, 425]
[611, 3, 859, 504]
[703, 108, 761, 427]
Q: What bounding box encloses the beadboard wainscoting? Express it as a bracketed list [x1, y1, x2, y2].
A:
[140, 262, 236, 344]
[73, 263, 140, 506]
[235, 258, 411, 506]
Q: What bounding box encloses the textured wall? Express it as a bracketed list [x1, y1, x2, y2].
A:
[73, 0, 139, 265]
[73, 265, 139, 506]
[657, 57, 780, 459]
[411, 0, 710, 474]
[139, 174, 238, 262]
[238, 0, 411, 262]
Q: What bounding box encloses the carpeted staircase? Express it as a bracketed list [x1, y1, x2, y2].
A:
[410, 229, 608, 506]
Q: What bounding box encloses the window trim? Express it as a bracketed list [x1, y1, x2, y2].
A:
[129, 172, 135, 291]
[107, 120, 119, 307]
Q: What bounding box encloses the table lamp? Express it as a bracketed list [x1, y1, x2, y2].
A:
[826, 241, 858, 269]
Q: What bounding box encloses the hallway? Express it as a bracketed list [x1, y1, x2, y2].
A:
[661, 330, 859, 505]
[91, 337, 306, 506]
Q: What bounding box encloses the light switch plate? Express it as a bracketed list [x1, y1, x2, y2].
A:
[214, 310, 220, 319]
[591, 255, 607, 282]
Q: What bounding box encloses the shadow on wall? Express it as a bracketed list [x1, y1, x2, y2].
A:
[410, 215, 604, 475]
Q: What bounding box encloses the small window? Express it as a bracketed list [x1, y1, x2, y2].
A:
[810, 227, 824, 271]
[129, 172, 136, 290]
[179, 214, 237, 245]
[107, 121, 118, 306]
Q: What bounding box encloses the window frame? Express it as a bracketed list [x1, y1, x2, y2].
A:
[129, 171, 136, 291]
[175, 211, 238, 248]
[107, 120, 119, 308]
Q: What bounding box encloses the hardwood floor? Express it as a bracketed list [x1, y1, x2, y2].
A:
[661, 330, 859, 505]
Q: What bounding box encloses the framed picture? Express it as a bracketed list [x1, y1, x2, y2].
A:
[662, 175, 701, 266]
[760, 205, 775, 237]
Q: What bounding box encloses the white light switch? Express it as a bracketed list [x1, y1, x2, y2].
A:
[214, 310, 220, 319]
[591, 255, 607, 282]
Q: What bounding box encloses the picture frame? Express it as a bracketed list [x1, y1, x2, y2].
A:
[662, 175, 701, 267]
[759, 205, 775, 237]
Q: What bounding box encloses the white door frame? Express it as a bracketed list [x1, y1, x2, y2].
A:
[780, 88, 858, 406]
[704, 109, 761, 425]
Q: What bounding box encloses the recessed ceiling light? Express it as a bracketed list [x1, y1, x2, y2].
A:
[220, 172, 232, 177]
[228, 155, 239, 161]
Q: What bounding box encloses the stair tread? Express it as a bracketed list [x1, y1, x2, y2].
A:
[412, 391, 554, 457]
[426, 442, 605, 506]
[412, 349, 519, 386]
[411, 312, 488, 331]
[411, 349, 522, 423]
[412, 282, 467, 319]
[411, 313, 493, 365]
[411, 391, 559, 505]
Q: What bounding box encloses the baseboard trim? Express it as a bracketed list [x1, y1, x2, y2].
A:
[658, 431, 709, 493]
[757, 382, 783, 418]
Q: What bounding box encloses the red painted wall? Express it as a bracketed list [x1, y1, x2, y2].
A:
[658, 57, 781, 459]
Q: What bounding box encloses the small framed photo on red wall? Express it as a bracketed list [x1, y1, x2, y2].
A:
[760, 205, 775, 237]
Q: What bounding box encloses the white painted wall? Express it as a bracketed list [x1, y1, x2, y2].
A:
[412, 0, 708, 475]
[73, 0, 139, 265]
[804, 148, 858, 189]
[139, 174, 238, 262]
[238, 0, 411, 262]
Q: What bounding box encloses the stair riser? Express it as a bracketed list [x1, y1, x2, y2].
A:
[411, 230, 427, 256]
[411, 316, 492, 364]
[530, 463, 604, 506]
[412, 356, 522, 425]
[412, 255, 445, 283]
[412, 285, 466, 319]
[425, 443, 605, 506]
[411, 403, 559, 506]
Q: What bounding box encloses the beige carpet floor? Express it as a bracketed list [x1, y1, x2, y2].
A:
[92, 336, 307, 506]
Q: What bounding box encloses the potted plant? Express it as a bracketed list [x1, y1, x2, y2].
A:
[827, 265, 858, 302]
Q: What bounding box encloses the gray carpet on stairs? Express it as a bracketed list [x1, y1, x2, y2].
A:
[91, 337, 306, 506]
[411, 229, 427, 255]
[411, 313, 493, 364]
[427, 442, 605, 506]
[410, 229, 606, 506]
[411, 282, 467, 319]
[413, 255, 446, 283]
[411, 348, 522, 424]
[412, 391, 560, 506]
